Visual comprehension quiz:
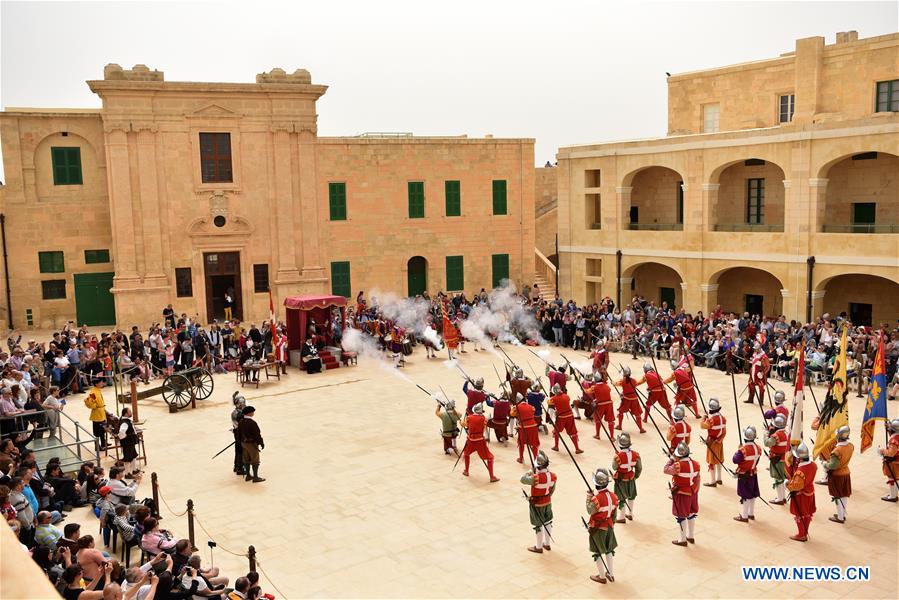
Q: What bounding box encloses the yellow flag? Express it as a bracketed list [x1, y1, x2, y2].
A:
[812, 326, 849, 459]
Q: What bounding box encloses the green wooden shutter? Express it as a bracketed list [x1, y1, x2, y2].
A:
[39, 251, 65, 273]
[408, 182, 425, 218]
[51, 147, 83, 185]
[492, 180, 507, 215]
[445, 181, 461, 216]
[329, 182, 347, 221]
[331, 261, 351, 298]
[491, 254, 509, 288]
[445, 255, 464, 291]
[84, 249, 111, 264]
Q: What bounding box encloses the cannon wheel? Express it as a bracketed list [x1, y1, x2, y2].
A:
[162, 373, 193, 409]
[194, 368, 214, 400]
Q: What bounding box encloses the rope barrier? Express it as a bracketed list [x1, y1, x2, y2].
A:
[254, 557, 290, 599]
[155, 486, 189, 518]
[191, 512, 248, 558]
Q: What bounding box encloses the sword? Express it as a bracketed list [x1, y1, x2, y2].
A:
[211, 440, 235, 460]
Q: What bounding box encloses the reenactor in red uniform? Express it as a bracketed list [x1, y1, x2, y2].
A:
[459, 404, 499, 482]
[591, 340, 610, 381]
[591, 376, 615, 441]
[878, 419, 899, 502]
[823, 425, 853, 523]
[549, 384, 584, 454]
[764, 414, 789, 504]
[634, 363, 672, 423]
[463, 377, 487, 415]
[666, 405, 691, 452]
[613, 366, 646, 434]
[611, 432, 641, 522]
[521, 450, 556, 554]
[512, 394, 540, 464]
[574, 373, 595, 421]
[663, 362, 699, 418]
[664, 442, 700, 546]
[699, 398, 726, 486]
[436, 399, 461, 455]
[485, 392, 511, 443]
[786, 442, 817, 542]
[546, 363, 568, 394]
[732, 426, 762, 522]
[585, 468, 618, 584]
[763, 390, 789, 421]
[745, 343, 770, 406]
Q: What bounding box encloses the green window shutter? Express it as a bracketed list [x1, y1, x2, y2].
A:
[329, 182, 347, 221]
[445, 255, 464, 291]
[492, 180, 507, 215]
[445, 180, 461, 216]
[408, 182, 425, 218]
[84, 249, 110, 264]
[39, 251, 65, 273]
[331, 261, 351, 298]
[491, 253, 509, 288]
[51, 147, 82, 185]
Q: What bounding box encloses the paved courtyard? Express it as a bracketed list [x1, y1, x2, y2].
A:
[60, 344, 898, 598]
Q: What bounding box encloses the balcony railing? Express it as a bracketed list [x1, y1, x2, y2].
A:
[713, 223, 784, 232]
[627, 223, 683, 231]
[821, 224, 899, 234]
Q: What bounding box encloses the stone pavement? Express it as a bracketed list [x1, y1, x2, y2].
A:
[57, 344, 897, 598]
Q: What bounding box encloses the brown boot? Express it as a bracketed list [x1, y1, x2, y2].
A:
[527, 546, 543, 554]
[590, 574, 607, 584]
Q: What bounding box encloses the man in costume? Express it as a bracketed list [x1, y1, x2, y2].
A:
[486, 391, 511, 443]
[613, 366, 646, 434]
[590, 339, 610, 381]
[436, 399, 461, 455]
[512, 393, 540, 464]
[878, 418, 899, 502]
[699, 398, 726, 487]
[611, 432, 641, 522]
[591, 375, 615, 441]
[763, 390, 789, 421]
[546, 363, 568, 394]
[634, 363, 672, 423]
[521, 450, 556, 554]
[786, 442, 817, 542]
[822, 425, 853, 523]
[732, 425, 762, 522]
[573, 372, 594, 421]
[666, 405, 691, 453]
[745, 342, 770, 406]
[301, 337, 322, 374]
[231, 392, 246, 475]
[664, 442, 700, 547]
[585, 468, 618, 584]
[116, 407, 140, 478]
[663, 360, 699, 418]
[459, 403, 499, 482]
[463, 377, 487, 415]
[237, 405, 265, 483]
[548, 383, 584, 454]
[764, 414, 789, 504]
[526, 382, 548, 434]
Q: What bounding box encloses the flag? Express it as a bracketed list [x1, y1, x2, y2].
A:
[860, 334, 888, 453]
[442, 305, 460, 349]
[812, 326, 850, 459]
[268, 289, 278, 340]
[789, 348, 805, 446]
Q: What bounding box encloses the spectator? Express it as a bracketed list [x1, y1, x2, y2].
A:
[34, 509, 64, 549]
[141, 517, 177, 555]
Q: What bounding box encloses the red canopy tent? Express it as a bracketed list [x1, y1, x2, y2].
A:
[283, 294, 347, 351]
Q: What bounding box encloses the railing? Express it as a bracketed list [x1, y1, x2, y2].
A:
[1, 409, 100, 472]
[713, 223, 784, 232]
[534, 247, 558, 292]
[627, 223, 683, 231]
[821, 224, 899, 234]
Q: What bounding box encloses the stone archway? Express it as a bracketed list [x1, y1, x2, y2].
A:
[624, 262, 684, 312]
[622, 166, 686, 230]
[407, 256, 428, 297]
[816, 273, 899, 326]
[709, 266, 785, 317]
[818, 152, 899, 233]
[709, 158, 787, 231]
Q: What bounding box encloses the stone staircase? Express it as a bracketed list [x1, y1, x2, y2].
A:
[533, 274, 552, 297]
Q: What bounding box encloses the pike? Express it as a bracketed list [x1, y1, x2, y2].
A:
[731, 371, 744, 447]
[679, 339, 708, 416]
[563, 354, 618, 451]
[492, 363, 509, 391]
[497, 344, 516, 367]
[614, 364, 672, 453]
[649, 353, 678, 397]
[454, 362, 474, 383]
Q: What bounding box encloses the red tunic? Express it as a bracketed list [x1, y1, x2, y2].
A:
[530, 470, 557, 507]
[588, 489, 618, 529]
[548, 370, 567, 393]
[673, 369, 697, 405]
[704, 414, 726, 441]
[668, 420, 692, 450]
[592, 382, 614, 422]
[644, 371, 669, 406]
[667, 458, 700, 517]
[465, 387, 486, 415]
[616, 378, 642, 416]
[769, 430, 789, 459]
[551, 393, 577, 436]
[463, 414, 494, 460]
[591, 349, 609, 373]
[614, 449, 640, 481]
[515, 402, 540, 448]
[787, 460, 817, 517]
[735, 442, 762, 474]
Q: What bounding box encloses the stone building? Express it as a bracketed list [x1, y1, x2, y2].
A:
[556, 31, 899, 325]
[0, 65, 534, 328]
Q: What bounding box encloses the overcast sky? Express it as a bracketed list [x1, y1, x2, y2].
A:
[1, 0, 897, 177]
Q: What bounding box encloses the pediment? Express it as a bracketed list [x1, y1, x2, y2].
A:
[187, 215, 254, 237]
[189, 103, 241, 118]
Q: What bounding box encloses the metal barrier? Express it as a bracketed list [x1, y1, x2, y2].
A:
[0, 409, 100, 472]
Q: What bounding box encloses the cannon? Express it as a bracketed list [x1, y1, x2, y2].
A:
[161, 366, 215, 409]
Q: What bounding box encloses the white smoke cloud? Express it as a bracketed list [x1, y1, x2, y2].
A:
[367, 289, 443, 349]
[341, 328, 413, 383]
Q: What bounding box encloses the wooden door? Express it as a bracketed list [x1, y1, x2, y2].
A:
[204, 252, 242, 322]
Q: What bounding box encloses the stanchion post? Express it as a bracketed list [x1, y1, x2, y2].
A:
[130, 379, 140, 423]
[187, 499, 197, 551]
[150, 473, 160, 519]
[248, 545, 257, 572]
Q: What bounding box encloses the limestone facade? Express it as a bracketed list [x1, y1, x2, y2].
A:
[556, 32, 899, 325]
[0, 65, 534, 328]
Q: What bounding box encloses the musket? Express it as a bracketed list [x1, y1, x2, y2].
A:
[416, 384, 446, 408]
[649, 353, 678, 396]
[497, 344, 516, 367]
[492, 363, 509, 391]
[563, 354, 617, 450]
[679, 339, 708, 416]
[211, 440, 235, 460]
[454, 362, 473, 383]
[580, 516, 611, 577]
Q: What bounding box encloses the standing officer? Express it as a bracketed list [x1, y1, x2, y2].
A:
[231, 392, 246, 475]
[237, 405, 265, 483]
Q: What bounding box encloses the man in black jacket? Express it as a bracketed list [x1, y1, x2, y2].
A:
[237, 406, 265, 483]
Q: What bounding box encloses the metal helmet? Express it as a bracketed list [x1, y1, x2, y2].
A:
[593, 468, 611, 489]
[753, 342, 762, 351]
[617, 432, 632, 449]
[514, 393, 524, 404]
[773, 391, 786, 406]
[672, 405, 686, 421]
[708, 398, 721, 413]
[512, 367, 524, 380]
[836, 425, 850, 441]
[582, 372, 594, 383]
[472, 403, 485, 415]
[535, 450, 550, 469]
[621, 365, 631, 378]
[643, 362, 654, 373]
[743, 425, 757, 442]
[232, 391, 246, 408]
[889, 419, 899, 434]
[530, 382, 541, 392]
[792, 442, 810, 461]
[669, 358, 678, 370]
[445, 399, 456, 410]
[773, 414, 787, 430]
[473, 377, 484, 390]
[674, 442, 690, 458]
[551, 383, 562, 395]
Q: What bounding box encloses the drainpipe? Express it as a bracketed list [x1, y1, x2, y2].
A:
[805, 256, 815, 323]
[0, 214, 11, 329]
[616, 250, 623, 309]
[554, 234, 559, 297]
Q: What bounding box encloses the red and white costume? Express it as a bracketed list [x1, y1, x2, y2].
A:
[591, 381, 615, 440]
[614, 378, 645, 433]
[667, 420, 692, 452]
[549, 392, 582, 453]
[665, 368, 698, 416]
[462, 413, 497, 480]
[748, 351, 770, 406]
[513, 401, 540, 463]
[638, 370, 671, 422]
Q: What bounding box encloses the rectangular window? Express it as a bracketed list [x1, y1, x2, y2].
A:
[331, 261, 351, 298]
[629, 206, 639, 224]
[41, 280, 66, 300]
[445, 255, 464, 291]
[491, 254, 509, 288]
[199, 133, 233, 183]
[175, 268, 193, 298]
[676, 182, 684, 224]
[746, 178, 765, 224]
[38, 251, 65, 273]
[875, 79, 899, 113]
[584, 169, 601, 188]
[702, 103, 720, 133]
[778, 93, 795, 123]
[84, 249, 110, 264]
[849, 302, 873, 327]
[328, 182, 347, 221]
[253, 264, 270, 293]
[408, 182, 425, 218]
[445, 180, 461, 217]
[492, 180, 508, 215]
[50, 147, 83, 185]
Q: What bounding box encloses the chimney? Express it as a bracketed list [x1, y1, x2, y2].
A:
[835, 31, 859, 44]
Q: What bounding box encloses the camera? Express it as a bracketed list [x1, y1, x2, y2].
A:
[207, 541, 217, 548]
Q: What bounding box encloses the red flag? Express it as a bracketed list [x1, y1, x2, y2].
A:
[268, 289, 278, 339]
[442, 306, 460, 349]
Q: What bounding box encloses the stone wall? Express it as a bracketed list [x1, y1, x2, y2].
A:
[534, 166, 557, 259]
